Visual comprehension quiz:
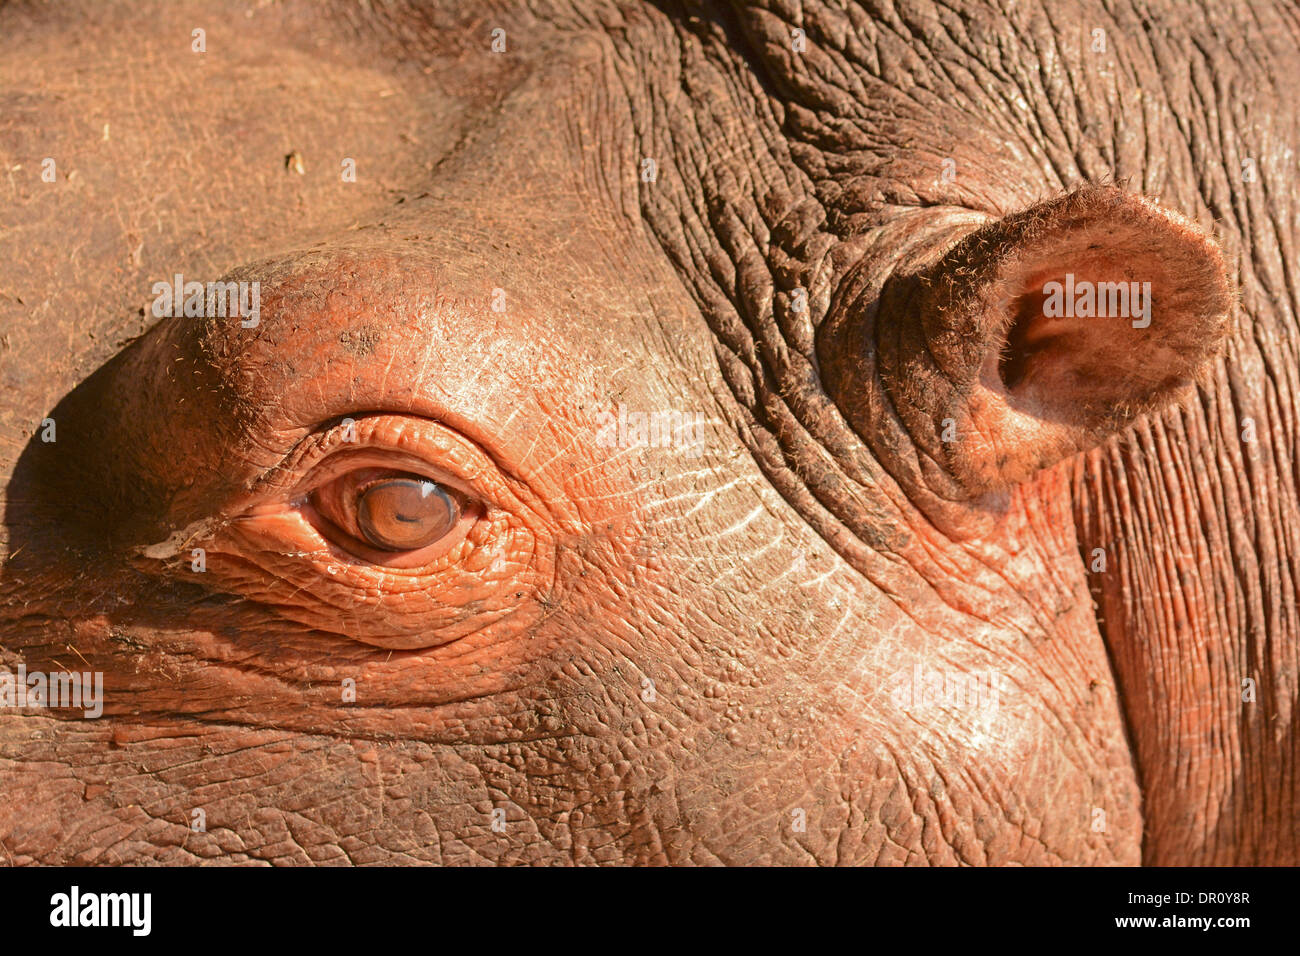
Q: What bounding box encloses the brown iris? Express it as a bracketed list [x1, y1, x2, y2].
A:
[354, 477, 460, 551]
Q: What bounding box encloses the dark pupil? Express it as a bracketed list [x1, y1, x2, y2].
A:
[356, 479, 457, 551]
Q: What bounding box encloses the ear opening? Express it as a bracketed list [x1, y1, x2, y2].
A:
[968, 193, 1229, 421]
[827, 185, 1234, 498]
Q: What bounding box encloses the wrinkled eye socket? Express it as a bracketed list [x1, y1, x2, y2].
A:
[310, 467, 469, 554]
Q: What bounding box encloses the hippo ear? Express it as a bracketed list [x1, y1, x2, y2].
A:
[863, 186, 1233, 496]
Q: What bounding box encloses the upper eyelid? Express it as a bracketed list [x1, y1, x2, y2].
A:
[238, 412, 560, 535]
[248, 414, 489, 503]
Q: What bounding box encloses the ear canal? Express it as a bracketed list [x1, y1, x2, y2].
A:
[865, 185, 1233, 496]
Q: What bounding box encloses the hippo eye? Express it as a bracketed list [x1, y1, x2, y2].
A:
[357, 478, 459, 550]
[309, 467, 469, 554]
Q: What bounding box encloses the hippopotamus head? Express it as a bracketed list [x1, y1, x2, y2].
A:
[0, 0, 1291, 865]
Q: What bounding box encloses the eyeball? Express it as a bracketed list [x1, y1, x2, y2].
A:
[309, 467, 471, 556]
[356, 477, 459, 550]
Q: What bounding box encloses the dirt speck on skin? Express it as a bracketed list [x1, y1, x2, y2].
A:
[339, 327, 381, 355]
